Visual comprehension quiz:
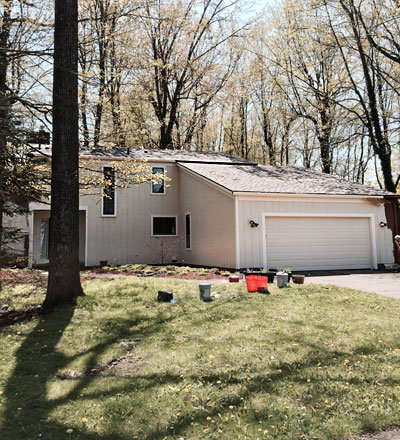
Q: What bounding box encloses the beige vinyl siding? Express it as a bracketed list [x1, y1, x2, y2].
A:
[3, 212, 29, 256]
[179, 167, 236, 268]
[84, 163, 180, 266]
[238, 196, 394, 269]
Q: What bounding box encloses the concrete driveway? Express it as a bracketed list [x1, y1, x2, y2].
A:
[305, 271, 400, 299]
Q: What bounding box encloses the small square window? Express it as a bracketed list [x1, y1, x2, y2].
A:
[152, 217, 176, 236]
[152, 167, 165, 194]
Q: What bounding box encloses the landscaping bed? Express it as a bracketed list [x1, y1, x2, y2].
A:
[1, 275, 400, 439]
[0, 268, 47, 289]
[84, 263, 238, 280]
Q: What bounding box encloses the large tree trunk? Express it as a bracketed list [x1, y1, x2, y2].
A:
[43, 0, 84, 311]
[0, 0, 12, 257]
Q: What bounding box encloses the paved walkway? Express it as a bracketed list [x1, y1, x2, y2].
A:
[305, 272, 400, 299]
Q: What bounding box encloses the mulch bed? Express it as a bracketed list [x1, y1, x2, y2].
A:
[156, 272, 228, 280]
[83, 267, 232, 281]
[0, 269, 47, 288]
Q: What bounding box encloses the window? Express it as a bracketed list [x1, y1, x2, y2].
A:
[185, 213, 191, 249]
[103, 167, 116, 216]
[40, 218, 49, 259]
[151, 167, 165, 194]
[152, 216, 177, 236]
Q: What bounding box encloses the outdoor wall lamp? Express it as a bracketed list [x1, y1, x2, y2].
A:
[249, 220, 259, 228]
[380, 221, 387, 228]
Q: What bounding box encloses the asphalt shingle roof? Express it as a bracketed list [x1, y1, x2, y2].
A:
[178, 162, 396, 197]
[71, 146, 396, 197]
[79, 147, 254, 164]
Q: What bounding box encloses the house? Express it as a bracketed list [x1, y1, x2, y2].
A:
[20, 148, 400, 270]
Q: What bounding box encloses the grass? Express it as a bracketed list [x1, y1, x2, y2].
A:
[1, 276, 400, 439]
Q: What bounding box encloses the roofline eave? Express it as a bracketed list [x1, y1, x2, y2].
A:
[233, 191, 393, 199]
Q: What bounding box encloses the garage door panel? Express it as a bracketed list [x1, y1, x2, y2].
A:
[265, 217, 372, 271]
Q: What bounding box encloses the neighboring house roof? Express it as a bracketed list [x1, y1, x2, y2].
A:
[178, 162, 397, 197]
[79, 147, 255, 165]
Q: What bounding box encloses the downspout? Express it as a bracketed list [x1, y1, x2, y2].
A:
[28, 210, 34, 268]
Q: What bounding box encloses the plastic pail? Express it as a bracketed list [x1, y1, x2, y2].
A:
[246, 275, 258, 292]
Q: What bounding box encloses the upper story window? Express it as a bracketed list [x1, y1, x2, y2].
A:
[151, 167, 165, 194]
[102, 167, 116, 216]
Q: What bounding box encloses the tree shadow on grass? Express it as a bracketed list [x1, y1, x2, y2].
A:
[1, 292, 399, 439]
[0, 303, 174, 440]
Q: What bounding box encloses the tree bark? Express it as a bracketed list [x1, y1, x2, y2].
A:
[318, 105, 332, 174]
[44, 0, 84, 311]
[0, 0, 12, 259]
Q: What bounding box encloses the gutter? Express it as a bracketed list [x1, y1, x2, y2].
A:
[233, 192, 392, 199]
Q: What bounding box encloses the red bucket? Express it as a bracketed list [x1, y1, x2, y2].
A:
[246, 275, 258, 292]
[257, 276, 268, 290]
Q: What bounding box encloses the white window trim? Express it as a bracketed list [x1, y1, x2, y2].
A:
[101, 165, 117, 217]
[185, 212, 192, 250]
[151, 166, 166, 196]
[151, 215, 178, 237]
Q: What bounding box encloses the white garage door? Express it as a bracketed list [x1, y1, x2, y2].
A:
[265, 216, 373, 271]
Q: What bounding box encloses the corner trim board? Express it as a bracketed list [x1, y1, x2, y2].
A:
[235, 197, 240, 269]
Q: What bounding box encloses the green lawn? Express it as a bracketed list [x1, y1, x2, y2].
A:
[1, 276, 400, 439]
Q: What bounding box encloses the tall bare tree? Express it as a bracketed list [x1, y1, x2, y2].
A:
[134, 0, 243, 150]
[322, 0, 399, 191]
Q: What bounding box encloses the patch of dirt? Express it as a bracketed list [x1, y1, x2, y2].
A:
[0, 269, 47, 288]
[56, 351, 145, 380]
[90, 352, 145, 376]
[351, 428, 400, 440]
[0, 306, 42, 329]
